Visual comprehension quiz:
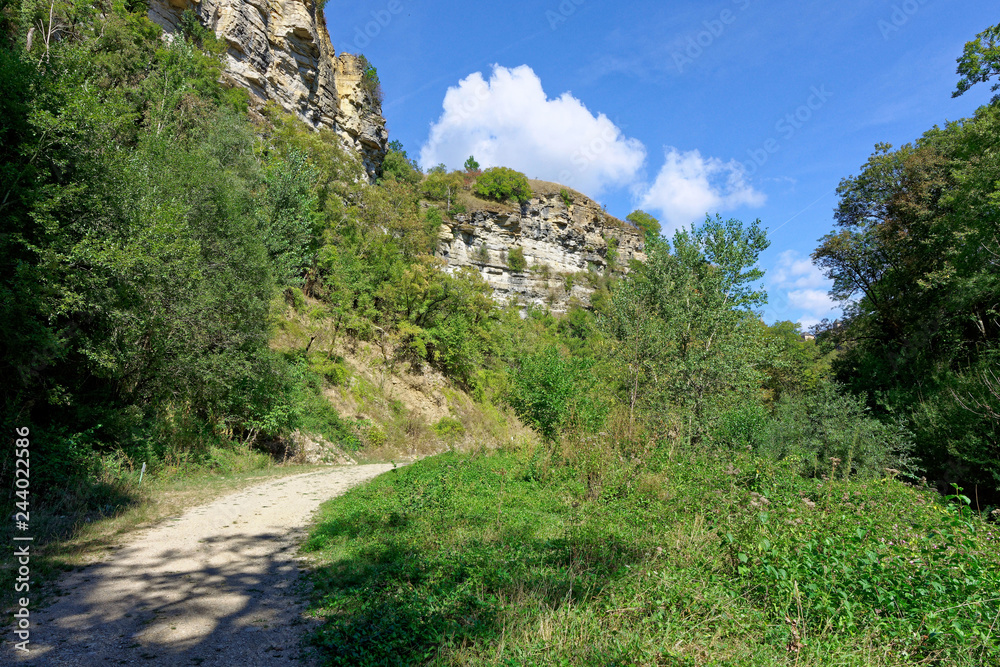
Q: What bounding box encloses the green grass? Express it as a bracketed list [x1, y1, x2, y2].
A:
[303, 448, 1000, 666]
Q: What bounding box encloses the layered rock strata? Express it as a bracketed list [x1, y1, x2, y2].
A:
[148, 0, 388, 177]
[436, 182, 646, 312]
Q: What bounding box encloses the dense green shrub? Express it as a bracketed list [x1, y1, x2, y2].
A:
[473, 166, 531, 203]
[380, 140, 422, 185]
[307, 354, 349, 385]
[712, 402, 770, 451]
[507, 347, 606, 441]
[626, 209, 661, 242]
[761, 384, 918, 479]
[505, 246, 527, 271]
[432, 416, 465, 439]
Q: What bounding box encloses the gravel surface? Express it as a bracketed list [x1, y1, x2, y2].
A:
[9, 465, 394, 666]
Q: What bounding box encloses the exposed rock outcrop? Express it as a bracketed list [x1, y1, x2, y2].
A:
[148, 0, 388, 177]
[436, 181, 646, 312]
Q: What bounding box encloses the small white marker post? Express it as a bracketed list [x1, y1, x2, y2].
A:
[138, 462, 146, 486]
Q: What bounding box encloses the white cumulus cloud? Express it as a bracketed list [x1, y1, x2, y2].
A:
[765, 250, 841, 328]
[419, 65, 646, 198]
[637, 147, 766, 233]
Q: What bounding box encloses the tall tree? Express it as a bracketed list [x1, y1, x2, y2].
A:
[603, 215, 771, 440]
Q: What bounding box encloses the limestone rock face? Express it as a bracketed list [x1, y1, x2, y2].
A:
[148, 0, 388, 177]
[436, 182, 646, 312]
[331, 53, 391, 177]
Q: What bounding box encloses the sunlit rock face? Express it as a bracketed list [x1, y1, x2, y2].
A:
[148, 0, 388, 177]
[436, 181, 646, 313]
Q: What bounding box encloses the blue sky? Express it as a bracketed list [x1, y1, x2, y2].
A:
[324, 1, 996, 328]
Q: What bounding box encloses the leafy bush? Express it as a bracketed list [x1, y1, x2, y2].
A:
[713, 402, 770, 450]
[761, 384, 918, 479]
[507, 347, 606, 441]
[506, 246, 527, 271]
[433, 416, 465, 439]
[307, 354, 348, 386]
[380, 140, 422, 185]
[178, 10, 224, 54]
[559, 188, 572, 207]
[626, 209, 661, 242]
[356, 55, 383, 104]
[473, 166, 531, 203]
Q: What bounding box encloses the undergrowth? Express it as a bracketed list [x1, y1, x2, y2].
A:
[303, 448, 1000, 666]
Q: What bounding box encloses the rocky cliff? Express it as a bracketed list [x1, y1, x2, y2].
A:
[436, 181, 646, 312]
[148, 0, 388, 177]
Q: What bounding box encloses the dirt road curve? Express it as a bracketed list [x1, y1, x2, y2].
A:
[10, 465, 394, 666]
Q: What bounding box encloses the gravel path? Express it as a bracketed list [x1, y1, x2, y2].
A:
[10, 465, 394, 666]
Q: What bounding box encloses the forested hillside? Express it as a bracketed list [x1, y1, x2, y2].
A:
[2, 3, 999, 665]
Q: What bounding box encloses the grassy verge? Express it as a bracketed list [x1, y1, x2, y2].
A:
[0, 450, 331, 613]
[302, 448, 1000, 666]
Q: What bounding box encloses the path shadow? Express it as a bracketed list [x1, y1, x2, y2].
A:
[10, 528, 320, 666]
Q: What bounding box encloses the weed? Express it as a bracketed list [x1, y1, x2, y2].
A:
[304, 447, 1000, 665]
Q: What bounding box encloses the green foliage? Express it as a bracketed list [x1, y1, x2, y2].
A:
[473, 166, 531, 204]
[814, 96, 1000, 493]
[731, 480, 999, 664]
[626, 209, 661, 242]
[375, 259, 501, 386]
[0, 1, 355, 499]
[712, 402, 769, 451]
[424, 205, 443, 234]
[258, 148, 320, 285]
[432, 416, 465, 439]
[380, 141, 422, 185]
[761, 384, 918, 479]
[507, 346, 606, 441]
[178, 10, 223, 55]
[954, 22, 1000, 103]
[275, 354, 361, 450]
[420, 168, 463, 209]
[356, 54, 383, 104]
[304, 450, 1000, 666]
[559, 187, 572, 207]
[308, 353, 348, 386]
[463, 155, 480, 172]
[605, 235, 619, 268]
[603, 215, 771, 439]
[758, 320, 832, 402]
[505, 246, 527, 272]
